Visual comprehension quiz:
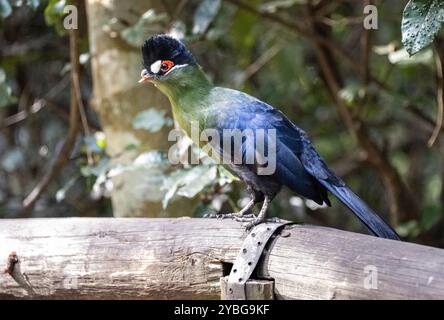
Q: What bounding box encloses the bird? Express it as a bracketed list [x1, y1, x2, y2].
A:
[139, 34, 400, 240]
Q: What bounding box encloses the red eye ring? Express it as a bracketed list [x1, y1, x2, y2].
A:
[160, 60, 174, 73]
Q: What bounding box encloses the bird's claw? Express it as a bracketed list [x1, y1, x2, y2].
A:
[241, 217, 283, 230]
[203, 212, 254, 220]
[230, 213, 256, 221]
[203, 212, 225, 219]
[204, 211, 281, 230]
[204, 212, 256, 220]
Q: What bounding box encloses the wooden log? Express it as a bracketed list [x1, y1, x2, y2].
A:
[220, 277, 274, 300]
[0, 217, 443, 299]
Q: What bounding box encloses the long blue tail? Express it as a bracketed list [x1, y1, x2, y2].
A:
[319, 181, 400, 240]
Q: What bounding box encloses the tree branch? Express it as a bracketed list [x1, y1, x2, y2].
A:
[304, 4, 419, 225]
[428, 43, 444, 146]
[223, 0, 388, 91]
[0, 77, 69, 129]
[21, 11, 82, 217]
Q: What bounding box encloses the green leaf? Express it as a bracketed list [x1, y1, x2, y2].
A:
[421, 205, 442, 231]
[124, 143, 139, 151]
[161, 165, 218, 209]
[132, 107, 173, 133]
[192, 0, 221, 35]
[84, 134, 105, 154]
[217, 166, 239, 185]
[0, 69, 17, 108]
[99, 151, 171, 202]
[120, 9, 167, 47]
[401, 0, 444, 56]
[395, 220, 421, 238]
[338, 84, 365, 106]
[44, 0, 67, 35]
[0, 0, 12, 18]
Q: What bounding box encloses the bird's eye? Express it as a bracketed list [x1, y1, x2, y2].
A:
[160, 60, 174, 73]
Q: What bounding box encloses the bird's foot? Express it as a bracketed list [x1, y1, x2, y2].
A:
[229, 214, 263, 230]
[233, 195, 273, 230]
[203, 212, 228, 220]
[236, 216, 283, 230]
[203, 212, 256, 220]
[242, 217, 263, 230]
[226, 213, 256, 219]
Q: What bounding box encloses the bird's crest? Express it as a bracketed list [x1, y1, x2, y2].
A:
[141, 34, 196, 70]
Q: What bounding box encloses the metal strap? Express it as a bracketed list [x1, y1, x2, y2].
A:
[226, 220, 293, 300]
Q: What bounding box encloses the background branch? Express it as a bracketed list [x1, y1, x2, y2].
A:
[304, 3, 419, 225]
[224, 0, 388, 91]
[428, 43, 444, 146]
[20, 8, 82, 217]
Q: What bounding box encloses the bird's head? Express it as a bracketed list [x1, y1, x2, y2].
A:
[139, 34, 197, 85]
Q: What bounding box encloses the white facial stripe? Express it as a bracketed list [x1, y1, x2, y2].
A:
[150, 60, 161, 74]
[164, 64, 188, 76]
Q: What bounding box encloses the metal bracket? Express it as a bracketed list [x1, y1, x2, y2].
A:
[225, 220, 293, 300]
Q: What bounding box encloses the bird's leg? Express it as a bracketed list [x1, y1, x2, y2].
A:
[222, 199, 256, 219]
[234, 196, 271, 229]
[203, 198, 256, 220]
[204, 187, 262, 220]
[224, 189, 264, 219]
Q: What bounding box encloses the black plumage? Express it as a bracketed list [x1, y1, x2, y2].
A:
[141, 34, 196, 69]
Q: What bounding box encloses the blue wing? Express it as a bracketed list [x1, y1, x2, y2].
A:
[204, 88, 399, 240]
[205, 88, 329, 204]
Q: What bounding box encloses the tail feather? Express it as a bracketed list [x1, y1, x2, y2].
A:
[319, 181, 400, 240]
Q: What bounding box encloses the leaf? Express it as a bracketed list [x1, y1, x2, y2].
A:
[124, 143, 138, 151]
[0, 0, 12, 18]
[44, 0, 67, 35]
[169, 20, 186, 39]
[132, 107, 173, 133]
[395, 220, 421, 238]
[421, 205, 442, 231]
[401, 0, 444, 56]
[161, 165, 218, 209]
[84, 134, 105, 154]
[89, 157, 111, 177]
[95, 151, 171, 202]
[120, 9, 167, 47]
[95, 131, 106, 150]
[204, 3, 236, 41]
[133, 151, 169, 167]
[26, 0, 40, 10]
[192, 0, 221, 35]
[217, 166, 239, 185]
[259, 0, 304, 13]
[0, 69, 17, 108]
[55, 176, 78, 202]
[230, 6, 259, 67]
[0, 148, 24, 172]
[388, 47, 433, 65]
[338, 84, 365, 106]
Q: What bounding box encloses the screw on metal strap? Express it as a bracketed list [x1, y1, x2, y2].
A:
[225, 220, 293, 300]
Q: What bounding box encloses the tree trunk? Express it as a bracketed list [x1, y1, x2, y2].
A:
[85, 0, 197, 217]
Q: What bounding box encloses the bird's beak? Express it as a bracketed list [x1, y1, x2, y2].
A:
[139, 69, 153, 84]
